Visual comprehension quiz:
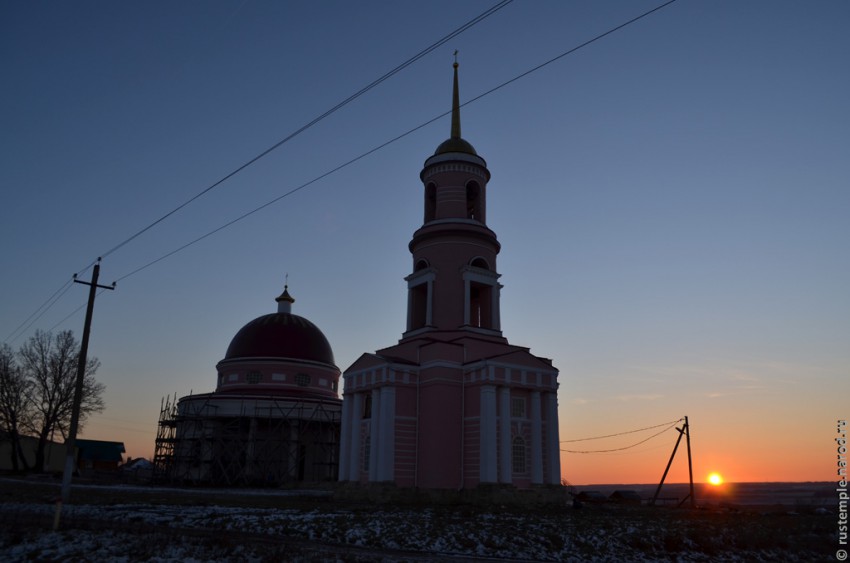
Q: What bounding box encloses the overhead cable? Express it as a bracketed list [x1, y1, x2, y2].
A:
[111, 0, 680, 285]
[7, 1, 514, 341]
[95, 0, 515, 263]
[562, 420, 682, 454]
[34, 0, 680, 329]
[561, 417, 683, 443]
[3, 280, 74, 344]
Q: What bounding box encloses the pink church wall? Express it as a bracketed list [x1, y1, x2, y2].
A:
[417, 370, 463, 489]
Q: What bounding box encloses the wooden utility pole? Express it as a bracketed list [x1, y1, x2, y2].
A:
[649, 416, 695, 507]
[685, 415, 695, 508]
[60, 259, 115, 505]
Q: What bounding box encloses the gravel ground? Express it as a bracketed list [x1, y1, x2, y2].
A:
[0, 478, 839, 562]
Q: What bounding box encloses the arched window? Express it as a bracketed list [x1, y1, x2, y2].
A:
[470, 257, 489, 270]
[415, 259, 429, 271]
[363, 394, 372, 419]
[469, 282, 492, 328]
[410, 283, 428, 329]
[512, 436, 527, 474]
[424, 183, 436, 222]
[466, 181, 482, 221]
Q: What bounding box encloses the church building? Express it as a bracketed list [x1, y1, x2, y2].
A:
[338, 64, 561, 489]
[156, 286, 342, 486]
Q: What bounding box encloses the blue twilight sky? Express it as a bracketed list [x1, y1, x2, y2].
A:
[1, 1, 848, 484]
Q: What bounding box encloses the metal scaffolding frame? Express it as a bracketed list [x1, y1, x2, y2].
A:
[153, 393, 341, 487]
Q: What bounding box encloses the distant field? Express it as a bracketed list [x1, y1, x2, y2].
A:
[574, 481, 837, 508]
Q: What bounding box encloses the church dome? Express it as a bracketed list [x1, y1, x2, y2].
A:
[434, 136, 477, 156]
[223, 286, 335, 366]
[224, 313, 335, 365]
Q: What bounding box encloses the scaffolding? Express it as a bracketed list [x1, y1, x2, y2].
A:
[153, 393, 179, 480]
[153, 392, 341, 487]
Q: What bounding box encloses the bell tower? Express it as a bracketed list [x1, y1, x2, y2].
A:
[404, 61, 504, 340]
[340, 61, 561, 491]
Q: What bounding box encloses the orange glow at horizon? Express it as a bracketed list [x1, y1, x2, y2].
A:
[708, 472, 723, 486]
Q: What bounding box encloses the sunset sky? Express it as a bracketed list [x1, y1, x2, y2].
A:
[2, 1, 847, 485]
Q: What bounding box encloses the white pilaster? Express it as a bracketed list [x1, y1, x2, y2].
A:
[545, 392, 561, 484]
[463, 279, 470, 325]
[426, 280, 433, 325]
[338, 394, 352, 481]
[499, 386, 512, 483]
[348, 393, 363, 481]
[479, 385, 497, 482]
[378, 386, 396, 481]
[491, 283, 501, 331]
[368, 388, 381, 482]
[530, 391, 543, 484]
[406, 288, 413, 331]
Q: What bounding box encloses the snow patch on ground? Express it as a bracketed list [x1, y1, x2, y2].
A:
[0, 495, 834, 562]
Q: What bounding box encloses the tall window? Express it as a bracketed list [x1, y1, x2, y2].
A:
[363, 395, 372, 419]
[409, 282, 428, 329]
[424, 183, 436, 222]
[511, 397, 526, 418]
[469, 282, 492, 328]
[512, 436, 527, 474]
[466, 181, 482, 221]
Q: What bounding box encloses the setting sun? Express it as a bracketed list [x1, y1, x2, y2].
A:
[708, 472, 724, 486]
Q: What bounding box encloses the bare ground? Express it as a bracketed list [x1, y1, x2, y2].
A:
[0, 477, 840, 562]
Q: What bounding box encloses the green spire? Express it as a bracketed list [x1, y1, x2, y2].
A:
[433, 57, 477, 156]
[451, 61, 461, 140]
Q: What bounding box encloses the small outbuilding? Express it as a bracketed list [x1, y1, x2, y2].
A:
[75, 439, 126, 472]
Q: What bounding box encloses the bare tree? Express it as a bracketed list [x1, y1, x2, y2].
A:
[0, 343, 32, 471]
[17, 330, 105, 471]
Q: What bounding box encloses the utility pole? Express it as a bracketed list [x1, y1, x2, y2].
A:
[649, 416, 695, 508]
[685, 415, 695, 508]
[60, 259, 115, 505]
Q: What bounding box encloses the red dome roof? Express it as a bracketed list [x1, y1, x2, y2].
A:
[224, 312, 335, 366]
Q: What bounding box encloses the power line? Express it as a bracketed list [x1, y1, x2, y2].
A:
[110, 0, 680, 286]
[95, 0, 515, 263]
[562, 420, 681, 454]
[6, 1, 514, 341]
[3, 279, 74, 344]
[22, 0, 679, 331]
[561, 418, 683, 443]
[460, 0, 679, 110]
[47, 287, 114, 334]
